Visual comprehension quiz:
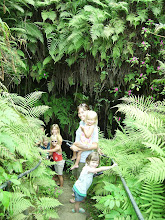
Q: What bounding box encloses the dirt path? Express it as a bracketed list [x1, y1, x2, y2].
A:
[56, 174, 88, 220]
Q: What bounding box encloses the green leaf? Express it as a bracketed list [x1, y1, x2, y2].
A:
[25, 0, 35, 6]
[41, 10, 56, 22]
[2, 191, 11, 208]
[10, 179, 21, 185]
[13, 4, 24, 13]
[103, 25, 115, 38]
[25, 23, 44, 43]
[112, 35, 118, 43]
[113, 45, 120, 58]
[105, 210, 120, 218]
[116, 200, 120, 207]
[0, 191, 3, 201]
[0, 133, 15, 153]
[43, 56, 52, 66]
[17, 50, 25, 57]
[109, 200, 115, 209]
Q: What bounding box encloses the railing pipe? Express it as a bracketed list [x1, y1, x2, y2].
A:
[111, 158, 144, 220]
[0, 160, 42, 190]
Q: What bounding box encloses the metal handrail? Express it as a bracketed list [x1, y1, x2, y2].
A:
[111, 159, 144, 220]
[0, 160, 42, 190]
[64, 139, 144, 220]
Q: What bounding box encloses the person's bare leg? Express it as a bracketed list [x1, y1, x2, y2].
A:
[58, 175, 63, 187]
[70, 151, 82, 170]
[74, 151, 81, 166]
[71, 151, 77, 160]
[74, 201, 81, 212]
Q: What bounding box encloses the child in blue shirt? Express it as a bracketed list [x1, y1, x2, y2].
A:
[40, 136, 50, 159]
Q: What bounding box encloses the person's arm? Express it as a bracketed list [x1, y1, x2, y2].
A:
[88, 163, 117, 173]
[45, 145, 60, 153]
[71, 142, 98, 151]
[80, 125, 94, 138]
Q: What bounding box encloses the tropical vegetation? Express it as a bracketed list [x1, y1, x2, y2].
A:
[0, 0, 164, 219]
[0, 84, 61, 219]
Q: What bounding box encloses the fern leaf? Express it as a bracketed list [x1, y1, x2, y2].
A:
[29, 106, 50, 118]
[139, 157, 165, 183]
[113, 19, 125, 35]
[91, 0, 108, 8]
[25, 23, 44, 43]
[12, 213, 26, 220]
[0, 145, 15, 159]
[37, 197, 61, 209]
[9, 192, 34, 216]
[0, 133, 15, 153]
[47, 80, 55, 93]
[140, 182, 165, 219]
[103, 24, 115, 38]
[24, 91, 45, 107]
[45, 209, 59, 219]
[142, 139, 165, 156]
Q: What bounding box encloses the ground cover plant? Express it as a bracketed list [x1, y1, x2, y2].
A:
[0, 84, 62, 220]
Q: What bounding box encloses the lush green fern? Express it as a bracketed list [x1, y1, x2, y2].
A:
[95, 96, 165, 219]
[0, 84, 61, 219]
[140, 181, 165, 220]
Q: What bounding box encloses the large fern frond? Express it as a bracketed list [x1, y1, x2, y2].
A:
[36, 197, 61, 209]
[140, 181, 165, 220]
[8, 91, 50, 117]
[9, 192, 34, 217]
[139, 157, 165, 183]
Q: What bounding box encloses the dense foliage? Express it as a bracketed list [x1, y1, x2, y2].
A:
[0, 84, 61, 219]
[0, 1, 165, 219]
[89, 96, 165, 220]
[0, 0, 164, 138]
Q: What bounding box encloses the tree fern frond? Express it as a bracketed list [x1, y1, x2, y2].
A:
[0, 133, 16, 153]
[142, 140, 165, 156]
[37, 197, 61, 209]
[139, 157, 165, 183]
[116, 97, 163, 130]
[9, 192, 34, 216]
[0, 145, 15, 159]
[119, 96, 154, 111]
[12, 213, 26, 220]
[29, 106, 50, 118]
[90, 24, 104, 41]
[45, 209, 59, 219]
[113, 19, 125, 35]
[14, 181, 36, 197]
[8, 92, 49, 118]
[108, 1, 128, 14]
[10, 91, 44, 108]
[103, 24, 115, 38]
[24, 91, 44, 107]
[49, 38, 60, 54]
[90, 0, 108, 8]
[140, 181, 165, 219]
[33, 176, 56, 188]
[24, 23, 44, 43]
